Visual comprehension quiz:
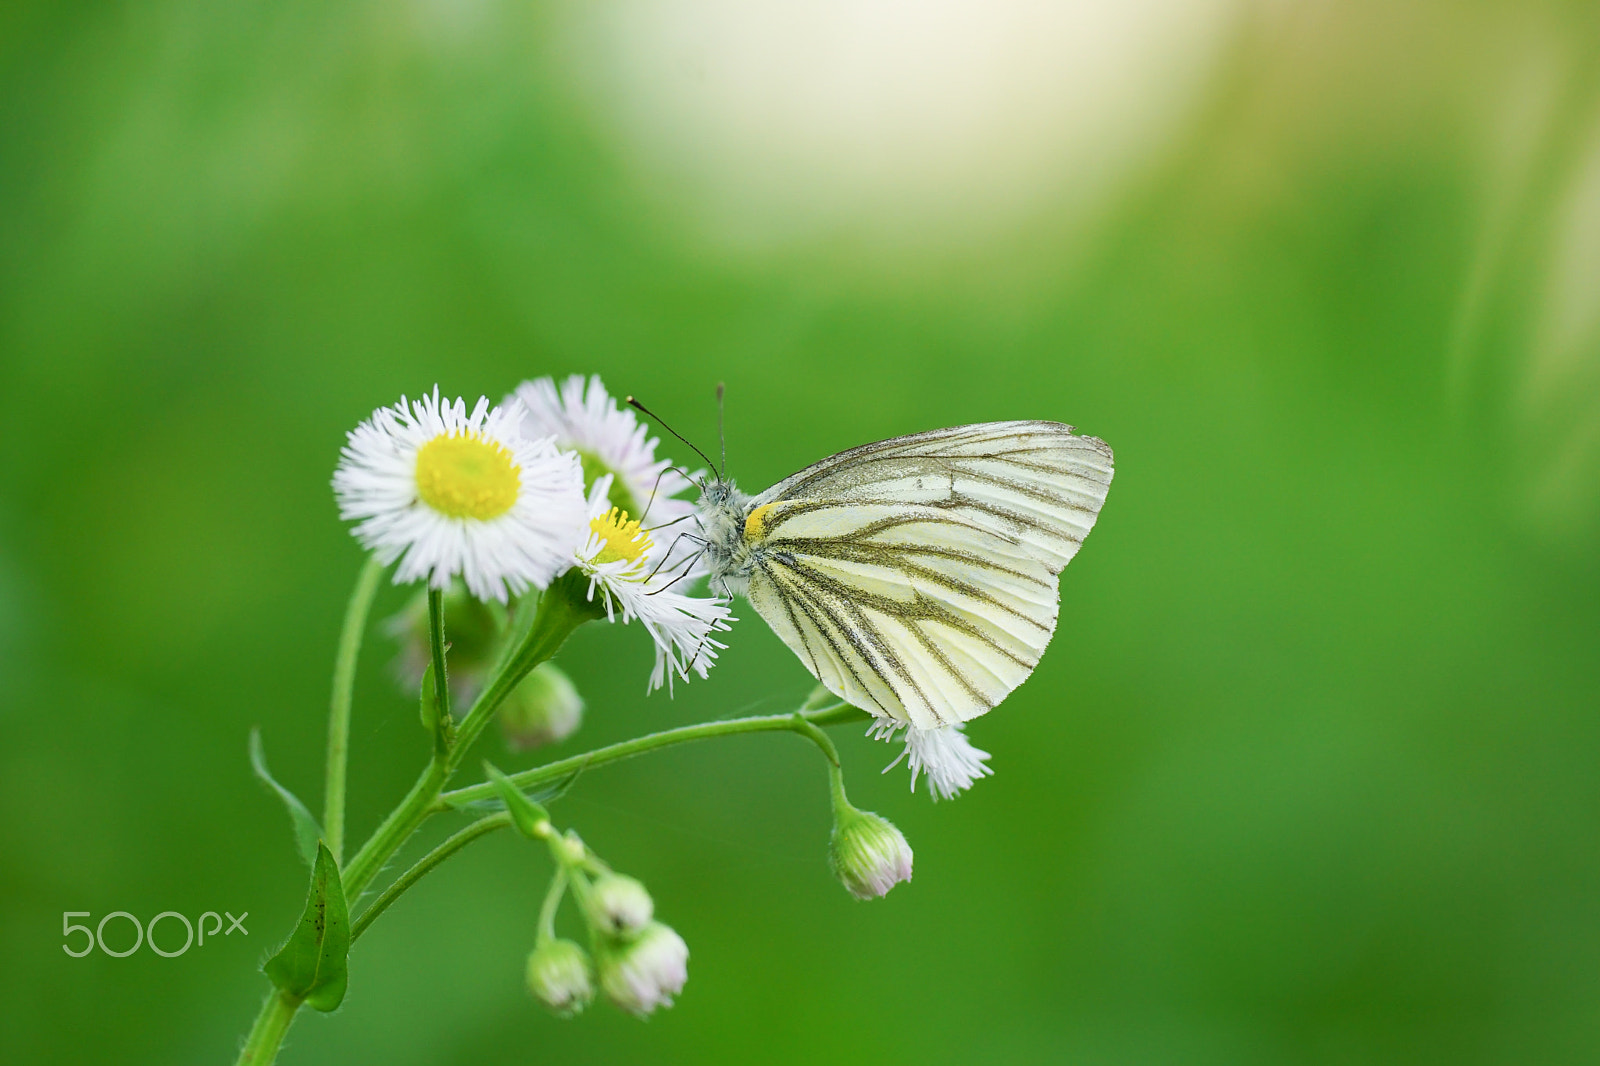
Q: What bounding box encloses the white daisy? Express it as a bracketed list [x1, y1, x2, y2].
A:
[574, 475, 733, 693]
[512, 374, 700, 527]
[868, 718, 993, 801]
[333, 388, 587, 603]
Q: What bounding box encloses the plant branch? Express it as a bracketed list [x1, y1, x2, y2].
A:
[342, 571, 601, 901]
[327, 699, 867, 1000]
[439, 700, 859, 809]
[427, 587, 452, 725]
[234, 989, 301, 1066]
[350, 812, 511, 943]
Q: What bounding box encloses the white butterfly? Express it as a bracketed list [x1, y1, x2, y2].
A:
[685, 420, 1114, 797]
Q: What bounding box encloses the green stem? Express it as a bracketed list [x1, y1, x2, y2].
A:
[449, 572, 601, 779]
[237, 572, 602, 1063]
[323, 555, 384, 866]
[235, 989, 301, 1066]
[426, 588, 452, 725]
[439, 702, 856, 809]
[350, 812, 510, 943]
[352, 702, 858, 937]
[536, 866, 568, 944]
[789, 713, 843, 766]
[342, 571, 601, 900]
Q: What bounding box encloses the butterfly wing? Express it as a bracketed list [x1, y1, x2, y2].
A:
[743, 421, 1113, 728]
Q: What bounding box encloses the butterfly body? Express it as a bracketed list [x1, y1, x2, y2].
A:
[698, 421, 1113, 731]
[697, 479, 757, 597]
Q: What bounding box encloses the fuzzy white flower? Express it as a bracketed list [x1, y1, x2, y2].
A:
[599, 921, 689, 1016]
[333, 389, 586, 603]
[869, 719, 993, 801]
[513, 374, 699, 527]
[574, 474, 733, 693]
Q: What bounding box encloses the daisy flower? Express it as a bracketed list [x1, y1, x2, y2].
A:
[868, 718, 993, 801]
[333, 389, 586, 603]
[574, 475, 733, 693]
[512, 375, 699, 527]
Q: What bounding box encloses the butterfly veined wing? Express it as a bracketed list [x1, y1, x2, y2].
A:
[742, 422, 1113, 729]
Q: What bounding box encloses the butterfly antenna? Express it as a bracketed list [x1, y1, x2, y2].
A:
[627, 396, 720, 482]
[716, 382, 727, 480]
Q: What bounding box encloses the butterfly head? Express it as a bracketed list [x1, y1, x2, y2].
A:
[624, 391, 755, 596]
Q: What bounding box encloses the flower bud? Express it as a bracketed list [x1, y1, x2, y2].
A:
[599, 922, 689, 1016]
[499, 662, 585, 751]
[526, 938, 594, 1016]
[830, 804, 913, 900]
[590, 873, 653, 935]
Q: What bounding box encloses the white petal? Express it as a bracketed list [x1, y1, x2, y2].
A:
[869, 719, 993, 801]
[332, 388, 588, 602]
[513, 374, 700, 525]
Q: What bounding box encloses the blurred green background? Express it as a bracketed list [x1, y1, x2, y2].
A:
[4, 1, 1600, 1063]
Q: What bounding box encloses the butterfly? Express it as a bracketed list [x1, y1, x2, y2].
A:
[687, 421, 1114, 732]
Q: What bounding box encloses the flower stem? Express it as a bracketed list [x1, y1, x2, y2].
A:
[426, 587, 452, 724]
[234, 989, 301, 1066]
[439, 701, 856, 808]
[342, 571, 601, 900]
[352, 702, 861, 940]
[350, 812, 511, 943]
[536, 866, 568, 944]
[323, 555, 384, 866]
[237, 571, 602, 1064]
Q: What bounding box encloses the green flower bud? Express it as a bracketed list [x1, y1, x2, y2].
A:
[499, 663, 585, 751]
[599, 922, 688, 1016]
[590, 873, 653, 936]
[830, 803, 913, 900]
[526, 938, 594, 1016]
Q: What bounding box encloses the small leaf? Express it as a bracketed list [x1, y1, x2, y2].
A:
[249, 729, 323, 867]
[485, 762, 551, 840]
[529, 763, 586, 806]
[263, 842, 350, 1012]
[441, 759, 588, 814]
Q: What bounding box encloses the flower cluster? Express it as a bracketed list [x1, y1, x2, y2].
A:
[504, 793, 690, 1018]
[334, 377, 732, 699]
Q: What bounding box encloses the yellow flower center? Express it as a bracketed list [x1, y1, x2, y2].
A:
[590, 507, 653, 565]
[414, 433, 521, 520]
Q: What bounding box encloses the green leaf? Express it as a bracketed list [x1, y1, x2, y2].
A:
[249, 728, 323, 867]
[263, 842, 350, 1012]
[441, 763, 585, 814]
[484, 761, 551, 840]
